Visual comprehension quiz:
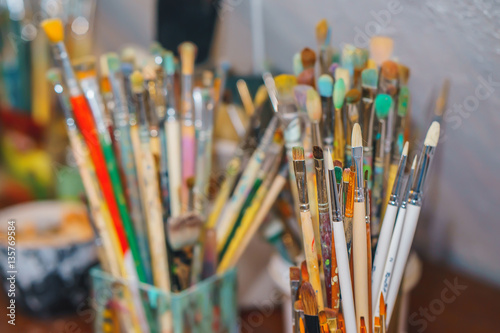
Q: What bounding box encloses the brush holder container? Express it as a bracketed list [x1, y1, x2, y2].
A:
[90, 267, 238, 333]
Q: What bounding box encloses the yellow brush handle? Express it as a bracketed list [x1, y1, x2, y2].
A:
[381, 163, 398, 218]
[165, 121, 182, 218]
[140, 145, 171, 291]
[353, 201, 369, 331]
[334, 109, 345, 165]
[300, 210, 325, 310]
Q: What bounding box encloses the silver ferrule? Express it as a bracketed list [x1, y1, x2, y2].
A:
[352, 146, 364, 190]
[108, 73, 130, 128]
[51, 43, 81, 96]
[293, 160, 309, 210]
[328, 169, 342, 222]
[401, 165, 416, 209]
[408, 145, 436, 206]
[389, 153, 408, 206]
[312, 122, 323, 147]
[313, 158, 328, 209]
[181, 74, 194, 124]
[321, 96, 334, 146]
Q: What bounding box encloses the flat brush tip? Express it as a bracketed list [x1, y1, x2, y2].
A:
[351, 123, 362, 147]
[313, 145, 323, 160]
[403, 141, 409, 156]
[299, 282, 318, 316]
[292, 146, 305, 161]
[424, 121, 440, 147]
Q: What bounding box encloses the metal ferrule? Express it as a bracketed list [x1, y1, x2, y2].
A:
[134, 91, 150, 142]
[321, 96, 334, 148]
[313, 158, 328, 211]
[401, 165, 415, 210]
[181, 74, 194, 125]
[345, 104, 359, 146]
[51, 43, 80, 96]
[352, 146, 364, 188]
[293, 160, 309, 210]
[388, 153, 408, 206]
[327, 169, 342, 222]
[408, 145, 436, 207]
[312, 122, 322, 147]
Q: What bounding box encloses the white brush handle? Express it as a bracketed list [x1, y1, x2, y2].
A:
[373, 206, 407, 322]
[333, 221, 357, 333]
[386, 204, 421, 324]
[353, 201, 369, 331]
[371, 204, 398, 310]
[166, 121, 182, 217]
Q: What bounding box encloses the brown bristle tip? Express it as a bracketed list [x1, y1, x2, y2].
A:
[351, 123, 362, 147]
[312, 146, 323, 160]
[301, 47, 316, 68]
[381, 60, 399, 80]
[186, 177, 195, 188]
[299, 282, 318, 316]
[292, 146, 305, 161]
[301, 261, 309, 282]
[345, 89, 361, 104]
[294, 300, 304, 311]
[290, 267, 301, 281]
[319, 311, 327, 324]
[333, 160, 342, 168]
[324, 307, 337, 319]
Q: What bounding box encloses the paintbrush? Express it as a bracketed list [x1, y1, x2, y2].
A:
[333, 79, 346, 164]
[294, 52, 305, 76]
[326, 149, 357, 333]
[293, 147, 324, 309]
[47, 68, 122, 278]
[216, 115, 280, 249]
[433, 79, 450, 123]
[178, 41, 197, 213]
[313, 146, 334, 308]
[351, 123, 370, 331]
[370, 94, 392, 250]
[344, 89, 361, 167]
[316, 19, 331, 75]
[341, 44, 356, 86]
[300, 282, 321, 333]
[353, 48, 369, 89]
[371, 141, 408, 316]
[130, 71, 172, 292]
[237, 79, 255, 117]
[301, 47, 317, 69]
[319, 310, 330, 333]
[318, 75, 334, 150]
[369, 36, 393, 68]
[324, 307, 338, 332]
[307, 89, 323, 147]
[374, 154, 416, 324]
[361, 68, 378, 188]
[217, 163, 288, 272]
[344, 168, 354, 256]
[335, 67, 350, 92]
[386, 122, 440, 324]
[295, 300, 307, 333]
[290, 267, 301, 333]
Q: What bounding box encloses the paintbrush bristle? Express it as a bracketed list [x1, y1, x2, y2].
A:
[301, 48, 316, 69]
[178, 41, 197, 75]
[99, 55, 110, 77]
[345, 89, 361, 104]
[374, 94, 392, 119]
[300, 282, 318, 316]
[397, 86, 410, 117]
[435, 79, 450, 117]
[167, 213, 203, 250]
[333, 78, 346, 110]
[315, 19, 329, 46]
[402, 141, 409, 156]
[319, 310, 327, 325]
[335, 67, 350, 91]
[343, 168, 350, 183]
[317, 74, 333, 98]
[290, 267, 301, 281]
[301, 260, 309, 282]
[186, 176, 195, 189]
[411, 155, 418, 169]
[306, 89, 322, 122]
[41, 18, 64, 43]
[361, 68, 378, 88]
[297, 68, 315, 87]
[398, 63, 410, 85]
[335, 166, 342, 184]
[333, 160, 342, 168]
[324, 307, 337, 319]
[293, 53, 304, 76]
[369, 36, 394, 66]
[275, 74, 298, 98]
[106, 53, 121, 73]
[313, 146, 323, 160]
[295, 300, 304, 312]
[292, 146, 305, 161]
[142, 64, 157, 81]
[380, 293, 386, 316]
[381, 60, 399, 80]
[163, 51, 176, 75]
[130, 70, 144, 93]
[351, 123, 362, 148]
[326, 148, 334, 170]
[424, 121, 440, 147]
[120, 47, 136, 65]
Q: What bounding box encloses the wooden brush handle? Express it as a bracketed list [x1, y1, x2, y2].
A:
[353, 201, 369, 331]
[166, 121, 182, 217]
[318, 211, 333, 308]
[301, 210, 325, 310]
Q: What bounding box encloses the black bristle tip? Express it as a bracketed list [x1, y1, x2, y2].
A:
[312, 146, 323, 160]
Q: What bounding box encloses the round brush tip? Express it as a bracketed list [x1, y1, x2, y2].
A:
[351, 123, 362, 147]
[424, 121, 440, 147]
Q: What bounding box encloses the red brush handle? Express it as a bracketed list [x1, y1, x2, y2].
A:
[70, 95, 128, 254]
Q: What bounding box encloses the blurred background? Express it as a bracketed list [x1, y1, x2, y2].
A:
[0, 0, 499, 332]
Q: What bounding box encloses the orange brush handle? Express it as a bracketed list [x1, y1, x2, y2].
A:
[70, 95, 128, 254]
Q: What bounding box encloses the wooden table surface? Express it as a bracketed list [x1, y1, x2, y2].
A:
[1, 260, 499, 333]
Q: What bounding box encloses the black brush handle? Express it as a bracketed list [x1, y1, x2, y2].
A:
[304, 314, 321, 333]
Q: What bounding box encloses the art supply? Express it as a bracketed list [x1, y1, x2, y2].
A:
[351, 123, 370, 331]
[306, 89, 323, 147]
[292, 147, 324, 310]
[315, 19, 331, 75]
[295, 300, 307, 333]
[361, 68, 378, 187]
[300, 282, 321, 333]
[344, 89, 361, 167]
[290, 267, 301, 333]
[371, 142, 408, 315]
[318, 74, 334, 150]
[333, 78, 346, 164]
[369, 37, 393, 67]
[386, 122, 440, 324]
[326, 149, 357, 333]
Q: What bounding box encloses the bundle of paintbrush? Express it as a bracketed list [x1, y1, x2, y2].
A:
[282, 19, 444, 333]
